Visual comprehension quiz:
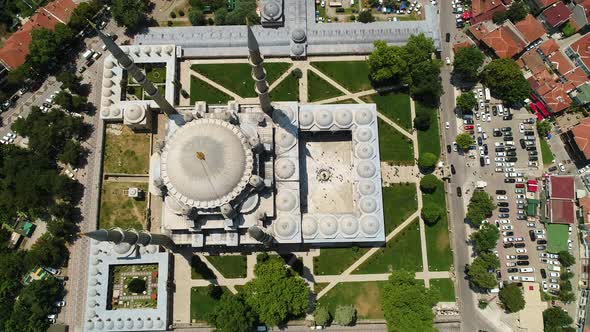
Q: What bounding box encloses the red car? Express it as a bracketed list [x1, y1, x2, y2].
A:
[516, 183, 525, 188]
[464, 125, 474, 130]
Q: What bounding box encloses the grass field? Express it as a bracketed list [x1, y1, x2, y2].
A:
[318, 281, 387, 319]
[307, 70, 344, 102]
[546, 224, 569, 253]
[353, 218, 422, 273]
[383, 184, 418, 233]
[191, 63, 291, 98]
[190, 286, 227, 322]
[206, 255, 247, 278]
[430, 278, 455, 302]
[311, 61, 372, 93]
[363, 90, 412, 131]
[416, 102, 441, 157]
[422, 179, 453, 271]
[314, 247, 369, 275]
[540, 139, 554, 166]
[103, 125, 150, 174]
[378, 118, 414, 164]
[99, 182, 147, 230]
[189, 75, 232, 105]
[270, 73, 299, 101]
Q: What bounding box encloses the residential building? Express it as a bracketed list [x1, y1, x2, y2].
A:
[570, 0, 590, 32]
[514, 14, 546, 44]
[530, 0, 560, 12]
[481, 23, 527, 58]
[564, 118, 590, 162]
[539, 2, 572, 31]
[566, 33, 590, 76]
[546, 175, 576, 224]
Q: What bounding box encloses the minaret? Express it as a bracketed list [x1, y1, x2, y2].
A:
[85, 228, 176, 251]
[96, 28, 177, 116]
[247, 25, 273, 116]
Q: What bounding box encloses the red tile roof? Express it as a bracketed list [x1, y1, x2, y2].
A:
[514, 14, 546, 44]
[564, 67, 589, 88]
[0, 0, 77, 70]
[572, 118, 590, 159]
[453, 40, 475, 54]
[548, 50, 575, 74]
[550, 175, 575, 200]
[569, 33, 590, 71]
[550, 199, 576, 224]
[579, 195, 590, 224]
[535, 0, 560, 9]
[542, 2, 572, 28]
[542, 83, 573, 112]
[539, 39, 560, 55]
[481, 25, 527, 58]
[471, 3, 507, 24]
[468, 23, 490, 42]
[521, 51, 546, 74]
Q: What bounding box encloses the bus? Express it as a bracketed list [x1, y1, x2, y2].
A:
[484, 87, 491, 102]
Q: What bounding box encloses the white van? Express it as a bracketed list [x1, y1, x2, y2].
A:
[519, 267, 534, 273]
[549, 265, 561, 272]
[82, 49, 94, 60]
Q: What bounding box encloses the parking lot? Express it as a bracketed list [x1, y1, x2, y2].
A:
[449, 85, 577, 294]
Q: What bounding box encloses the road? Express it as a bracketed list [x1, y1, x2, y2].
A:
[437, 4, 506, 332]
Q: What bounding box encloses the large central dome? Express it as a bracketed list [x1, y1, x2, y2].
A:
[161, 118, 254, 209]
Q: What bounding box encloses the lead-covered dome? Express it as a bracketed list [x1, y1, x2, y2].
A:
[161, 119, 253, 209]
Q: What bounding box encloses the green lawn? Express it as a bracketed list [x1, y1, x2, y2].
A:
[191, 63, 291, 98]
[383, 184, 418, 233]
[362, 90, 412, 131]
[269, 73, 299, 101]
[540, 139, 554, 166]
[332, 98, 358, 104]
[146, 66, 166, 83]
[430, 278, 455, 302]
[307, 70, 344, 102]
[416, 102, 441, 157]
[314, 247, 369, 275]
[99, 182, 147, 230]
[546, 224, 569, 253]
[206, 255, 247, 278]
[317, 281, 387, 319]
[103, 124, 150, 174]
[378, 118, 414, 164]
[190, 75, 232, 105]
[190, 286, 227, 322]
[353, 218, 422, 273]
[422, 179, 453, 271]
[311, 61, 372, 93]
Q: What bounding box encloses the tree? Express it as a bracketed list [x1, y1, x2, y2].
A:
[0, 250, 26, 331]
[537, 120, 551, 136]
[481, 59, 530, 106]
[358, 10, 375, 23]
[47, 217, 79, 241]
[419, 174, 439, 193]
[492, 11, 508, 24]
[56, 72, 82, 94]
[207, 284, 223, 300]
[68, 0, 102, 31]
[25, 233, 69, 269]
[28, 27, 66, 71]
[189, 8, 206, 25]
[225, 0, 259, 25]
[456, 92, 477, 112]
[54, 91, 87, 112]
[314, 306, 331, 326]
[368, 41, 408, 84]
[562, 21, 576, 37]
[452, 46, 484, 82]
[243, 257, 309, 327]
[334, 305, 356, 326]
[455, 133, 474, 151]
[499, 283, 525, 313]
[111, 0, 151, 31]
[506, 0, 529, 23]
[4, 278, 63, 331]
[418, 152, 438, 169]
[414, 110, 431, 130]
[409, 59, 442, 105]
[543, 307, 574, 332]
[421, 204, 443, 225]
[466, 191, 496, 227]
[214, 7, 228, 25]
[381, 271, 438, 332]
[128, 278, 147, 293]
[558, 251, 575, 267]
[468, 253, 499, 289]
[403, 34, 436, 69]
[208, 293, 256, 332]
[470, 223, 500, 253]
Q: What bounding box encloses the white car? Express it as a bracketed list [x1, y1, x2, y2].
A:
[516, 248, 527, 253]
[503, 237, 515, 243]
[509, 275, 520, 281]
[548, 253, 559, 259]
[549, 284, 560, 290]
[446, 56, 451, 65]
[515, 178, 525, 183]
[452, 141, 458, 152]
[445, 121, 450, 129]
[486, 114, 491, 122]
[495, 167, 504, 172]
[539, 253, 549, 258]
[527, 222, 536, 227]
[502, 225, 513, 230]
[495, 142, 504, 147]
[519, 123, 524, 133]
[497, 195, 508, 200]
[506, 255, 516, 260]
[515, 237, 524, 241]
[495, 157, 505, 162]
[54, 301, 66, 307]
[497, 152, 506, 157]
[549, 272, 560, 278]
[516, 194, 525, 199]
[506, 262, 516, 267]
[485, 156, 490, 165]
[497, 219, 510, 224]
[559, 162, 566, 172]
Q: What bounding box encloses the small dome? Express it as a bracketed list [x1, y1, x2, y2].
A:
[154, 46, 162, 54]
[291, 28, 306, 43]
[276, 191, 297, 211]
[357, 161, 376, 178]
[355, 109, 374, 125]
[355, 127, 373, 142]
[319, 216, 339, 237]
[156, 318, 165, 328]
[355, 143, 374, 159]
[143, 46, 152, 54]
[105, 319, 114, 329]
[125, 318, 134, 329]
[361, 215, 380, 236]
[102, 89, 112, 97]
[359, 197, 378, 213]
[101, 99, 111, 107]
[87, 310, 96, 318]
[105, 60, 114, 69]
[165, 45, 174, 54]
[100, 108, 111, 117]
[299, 109, 314, 127]
[114, 242, 132, 254]
[315, 109, 333, 128]
[274, 216, 298, 239]
[125, 105, 144, 123]
[275, 107, 294, 122]
[292, 44, 305, 56]
[115, 319, 124, 329]
[340, 216, 359, 236]
[276, 130, 296, 149]
[132, 46, 141, 55]
[88, 300, 98, 308]
[91, 247, 100, 255]
[89, 288, 98, 296]
[358, 180, 376, 195]
[135, 318, 144, 329]
[89, 278, 98, 286]
[302, 216, 318, 237]
[145, 318, 154, 329]
[335, 109, 353, 127]
[90, 267, 99, 276]
[86, 320, 95, 330]
[95, 319, 104, 330]
[263, 1, 281, 18]
[275, 158, 296, 179]
[102, 79, 113, 88]
[91, 257, 101, 266]
[103, 70, 113, 78]
[111, 107, 121, 117]
[123, 48, 130, 54]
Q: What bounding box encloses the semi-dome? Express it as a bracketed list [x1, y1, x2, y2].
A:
[315, 109, 333, 128]
[361, 215, 380, 236]
[161, 119, 254, 209]
[355, 127, 373, 142]
[291, 28, 306, 43]
[340, 216, 359, 236]
[299, 109, 314, 127]
[275, 158, 296, 179]
[274, 216, 298, 239]
[358, 180, 376, 195]
[319, 216, 339, 237]
[135, 318, 144, 329]
[292, 44, 305, 56]
[101, 99, 112, 107]
[124, 105, 145, 123]
[357, 160, 376, 178]
[302, 216, 318, 237]
[355, 109, 373, 125]
[125, 318, 134, 329]
[335, 109, 353, 127]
